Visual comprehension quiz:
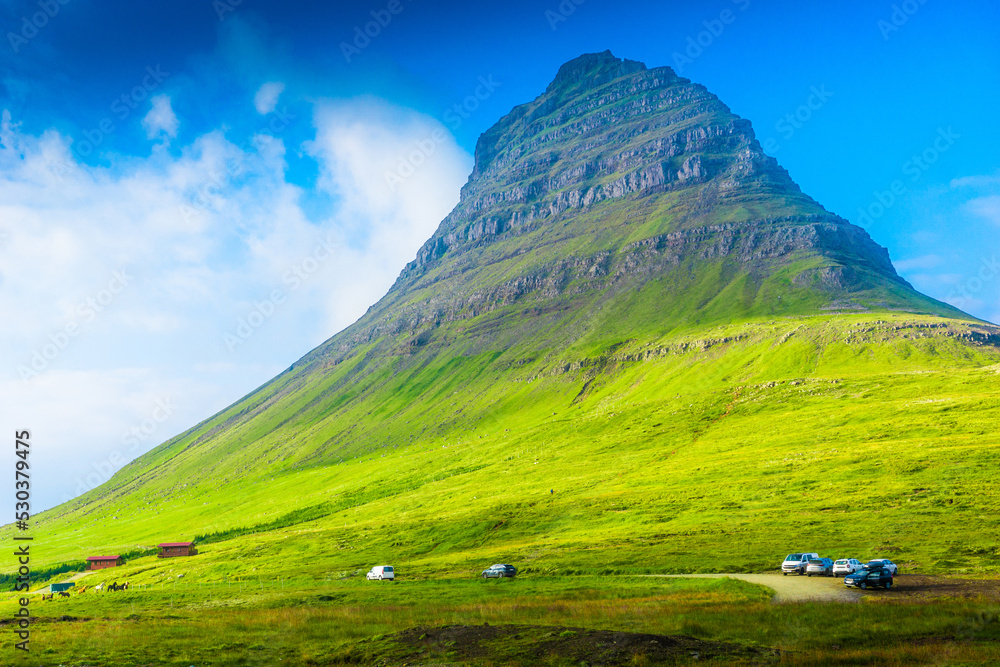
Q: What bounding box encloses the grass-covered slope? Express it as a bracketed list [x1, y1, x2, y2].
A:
[6, 52, 997, 586]
[13, 314, 1000, 580]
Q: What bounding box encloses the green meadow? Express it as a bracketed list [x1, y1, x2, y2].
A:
[3, 573, 1000, 665]
[3, 313, 1000, 663]
[12, 314, 1000, 577]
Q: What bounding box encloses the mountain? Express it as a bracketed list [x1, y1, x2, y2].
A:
[312, 51, 961, 368]
[20, 52, 1000, 578]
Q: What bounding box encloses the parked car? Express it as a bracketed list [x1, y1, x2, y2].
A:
[366, 565, 394, 581]
[844, 565, 893, 590]
[832, 558, 864, 576]
[781, 553, 820, 576]
[866, 559, 898, 575]
[805, 558, 834, 577]
[481, 564, 517, 578]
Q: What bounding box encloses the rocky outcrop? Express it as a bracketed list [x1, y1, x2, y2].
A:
[404, 53, 824, 280]
[327, 218, 908, 355]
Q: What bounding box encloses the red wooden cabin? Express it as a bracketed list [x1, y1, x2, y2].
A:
[87, 555, 123, 570]
[158, 542, 197, 558]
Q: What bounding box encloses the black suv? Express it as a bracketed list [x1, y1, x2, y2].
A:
[843, 566, 893, 590]
[481, 564, 517, 578]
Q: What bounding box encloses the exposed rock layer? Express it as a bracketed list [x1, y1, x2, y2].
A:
[303, 51, 963, 365]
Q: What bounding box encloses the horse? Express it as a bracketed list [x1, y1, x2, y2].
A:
[58, 591, 70, 598]
[122, 581, 129, 590]
[94, 583, 104, 592]
[41, 593, 53, 601]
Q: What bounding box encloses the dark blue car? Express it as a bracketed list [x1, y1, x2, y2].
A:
[844, 566, 893, 590]
[482, 564, 517, 578]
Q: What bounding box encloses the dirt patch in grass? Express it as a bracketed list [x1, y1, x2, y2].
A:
[872, 575, 1000, 600]
[360, 623, 781, 665]
[0, 614, 89, 625]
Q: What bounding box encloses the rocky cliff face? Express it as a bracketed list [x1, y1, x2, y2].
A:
[404, 51, 821, 275]
[304, 51, 962, 363]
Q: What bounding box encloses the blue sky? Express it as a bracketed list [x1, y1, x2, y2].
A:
[1, 0, 998, 510]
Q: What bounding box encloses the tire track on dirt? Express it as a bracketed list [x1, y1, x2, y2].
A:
[645, 573, 861, 603]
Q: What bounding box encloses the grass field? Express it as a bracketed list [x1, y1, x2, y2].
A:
[3, 573, 1000, 665]
[4, 313, 1000, 663]
[8, 314, 1000, 578]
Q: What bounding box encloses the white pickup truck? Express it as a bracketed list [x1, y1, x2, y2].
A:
[781, 552, 820, 575]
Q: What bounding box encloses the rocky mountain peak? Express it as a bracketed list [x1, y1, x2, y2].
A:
[544, 50, 648, 95]
[423, 51, 820, 274]
[316, 52, 962, 360]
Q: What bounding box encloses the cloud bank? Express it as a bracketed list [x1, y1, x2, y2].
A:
[0, 97, 471, 510]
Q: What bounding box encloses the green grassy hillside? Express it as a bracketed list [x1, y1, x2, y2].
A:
[7, 50, 997, 590]
[9, 313, 1000, 584]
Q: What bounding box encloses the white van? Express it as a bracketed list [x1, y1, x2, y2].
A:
[366, 565, 395, 581]
[781, 552, 820, 575]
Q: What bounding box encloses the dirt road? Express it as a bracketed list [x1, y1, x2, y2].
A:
[649, 573, 1000, 603]
[648, 573, 860, 603]
[27, 570, 94, 596]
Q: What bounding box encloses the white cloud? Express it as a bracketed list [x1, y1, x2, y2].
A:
[950, 173, 1000, 189]
[0, 368, 218, 507]
[254, 81, 285, 115]
[895, 255, 942, 272]
[947, 173, 1000, 225]
[304, 98, 472, 333]
[909, 272, 962, 288]
[142, 95, 179, 140]
[966, 195, 1000, 226]
[944, 294, 987, 316]
[0, 97, 471, 511]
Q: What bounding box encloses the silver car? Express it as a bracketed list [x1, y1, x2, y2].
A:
[805, 558, 834, 577]
[832, 558, 863, 575]
[866, 559, 898, 575]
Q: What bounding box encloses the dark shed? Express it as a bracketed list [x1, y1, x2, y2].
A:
[158, 542, 197, 558]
